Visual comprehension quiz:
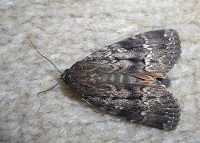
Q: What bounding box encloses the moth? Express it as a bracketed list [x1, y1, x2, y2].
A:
[61, 29, 181, 130]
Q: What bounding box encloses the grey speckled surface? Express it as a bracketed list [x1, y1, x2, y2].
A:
[0, 0, 200, 143]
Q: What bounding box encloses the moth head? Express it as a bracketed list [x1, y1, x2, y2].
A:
[61, 69, 71, 84]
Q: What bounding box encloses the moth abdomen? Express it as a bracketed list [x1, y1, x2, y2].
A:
[99, 73, 143, 84]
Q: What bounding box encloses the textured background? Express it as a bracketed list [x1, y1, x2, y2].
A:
[0, 0, 200, 143]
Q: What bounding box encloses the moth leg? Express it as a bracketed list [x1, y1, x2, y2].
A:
[135, 81, 165, 87]
[145, 72, 166, 78]
[131, 73, 154, 81]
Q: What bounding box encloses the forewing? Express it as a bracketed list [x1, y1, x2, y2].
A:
[81, 84, 180, 130]
[85, 29, 181, 74]
[61, 29, 181, 130]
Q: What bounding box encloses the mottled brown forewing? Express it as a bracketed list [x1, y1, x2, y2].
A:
[62, 29, 181, 130]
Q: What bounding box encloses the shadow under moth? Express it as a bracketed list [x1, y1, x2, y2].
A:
[61, 29, 181, 130]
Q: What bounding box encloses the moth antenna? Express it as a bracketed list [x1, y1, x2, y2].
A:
[33, 83, 59, 117]
[27, 36, 62, 74]
[26, 36, 62, 116]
